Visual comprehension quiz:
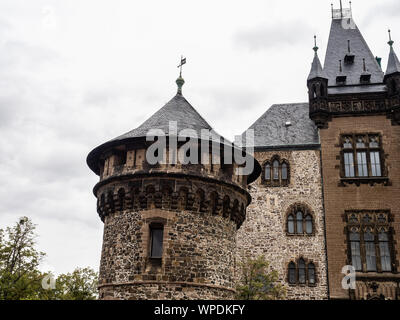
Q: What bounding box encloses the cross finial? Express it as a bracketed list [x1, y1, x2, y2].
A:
[176, 56, 186, 95]
[388, 29, 394, 47]
[178, 56, 186, 78]
[313, 35, 319, 52]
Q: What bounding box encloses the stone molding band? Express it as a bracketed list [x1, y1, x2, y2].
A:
[98, 281, 236, 293]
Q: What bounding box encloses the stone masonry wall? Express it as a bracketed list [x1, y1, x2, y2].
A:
[236, 149, 329, 300]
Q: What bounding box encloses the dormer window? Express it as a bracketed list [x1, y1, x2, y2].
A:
[336, 75, 347, 85]
[360, 73, 371, 84]
[344, 54, 355, 64]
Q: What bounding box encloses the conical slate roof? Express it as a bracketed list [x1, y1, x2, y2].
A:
[87, 88, 261, 183]
[110, 94, 224, 142]
[308, 50, 328, 81]
[385, 45, 400, 76]
[324, 18, 384, 86]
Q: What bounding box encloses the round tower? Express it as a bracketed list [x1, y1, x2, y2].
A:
[87, 75, 260, 300]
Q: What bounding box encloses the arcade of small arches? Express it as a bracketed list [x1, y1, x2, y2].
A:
[96, 178, 248, 229]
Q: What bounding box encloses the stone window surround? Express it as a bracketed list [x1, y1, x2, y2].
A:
[285, 203, 316, 237]
[261, 155, 290, 187]
[338, 133, 390, 186]
[286, 257, 318, 287]
[143, 214, 169, 272]
[344, 210, 399, 274]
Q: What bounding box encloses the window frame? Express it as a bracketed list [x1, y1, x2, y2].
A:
[149, 223, 164, 260]
[345, 210, 395, 274]
[262, 156, 290, 187]
[286, 204, 315, 236]
[287, 259, 317, 287]
[340, 134, 387, 184]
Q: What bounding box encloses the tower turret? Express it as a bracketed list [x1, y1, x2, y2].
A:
[308, 36, 330, 128]
[87, 70, 261, 300]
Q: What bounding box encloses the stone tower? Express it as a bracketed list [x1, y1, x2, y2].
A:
[87, 75, 261, 300]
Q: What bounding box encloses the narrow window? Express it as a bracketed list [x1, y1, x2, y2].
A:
[305, 215, 313, 234]
[308, 263, 316, 285]
[265, 163, 271, 180]
[150, 225, 164, 259]
[349, 231, 362, 271]
[370, 151, 381, 177]
[288, 262, 296, 284]
[344, 152, 355, 177]
[298, 259, 306, 284]
[282, 163, 288, 180]
[357, 152, 368, 177]
[379, 231, 391, 272]
[364, 230, 377, 271]
[296, 211, 303, 234]
[273, 160, 279, 180]
[288, 215, 295, 234]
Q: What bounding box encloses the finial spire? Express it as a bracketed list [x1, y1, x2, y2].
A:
[313, 35, 319, 52]
[388, 29, 394, 47]
[176, 56, 186, 95]
[340, 0, 343, 18]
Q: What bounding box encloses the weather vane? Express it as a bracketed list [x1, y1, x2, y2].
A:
[178, 56, 186, 77]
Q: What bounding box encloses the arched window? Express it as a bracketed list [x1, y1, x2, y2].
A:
[287, 205, 315, 236]
[288, 260, 317, 286]
[288, 215, 295, 234]
[308, 263, 316, 285]
[273, 160, 279, 180]
[296, 211, 303, 234]
[288, 262, 296, 284]
[281, 163, 288, 180]
[265, 163, 271, 181]
[305, 215, 313, 234]
[298, 259, 306, 284]
[262, 157, 290, 186]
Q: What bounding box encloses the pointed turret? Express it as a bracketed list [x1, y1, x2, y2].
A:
[308, 36, 328, 81]
[307, 36, 330, 129]
[385, 30, 400, 77]
[384, 30, 400, 97]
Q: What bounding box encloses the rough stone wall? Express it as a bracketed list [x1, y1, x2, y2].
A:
[319, 115, 400, 300]
[236, 149, 329, 300]
[96, 176, 248, 300]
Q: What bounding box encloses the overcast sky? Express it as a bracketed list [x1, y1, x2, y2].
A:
[1, 0, 399, 275]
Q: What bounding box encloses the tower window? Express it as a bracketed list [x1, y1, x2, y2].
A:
[346, 211, 394, 273]
[340, 134, 385, 179]
[150, 224, 164, 259]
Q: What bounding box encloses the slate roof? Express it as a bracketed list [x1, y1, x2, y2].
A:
[87, 92, 261, 183]
[385, 45, 400, 76]
[241, 103, 320, 149]
[324, 18, 384, 86]
[110, 94, 225, 143]
[308, 51, 328, 81]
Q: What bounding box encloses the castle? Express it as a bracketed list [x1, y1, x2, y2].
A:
[87, 4, 400, 300]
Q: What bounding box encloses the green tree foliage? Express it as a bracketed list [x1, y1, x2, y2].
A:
[0, 217, 45, 300]
[0, 217, 99, 300]
[236, 255, 286, 300]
